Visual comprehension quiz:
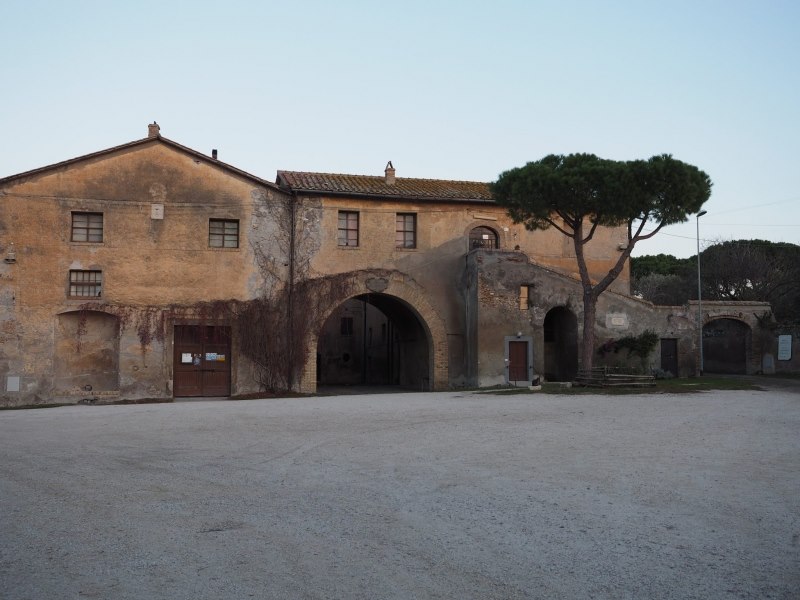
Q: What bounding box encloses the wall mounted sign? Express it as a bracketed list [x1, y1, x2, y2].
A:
[605, 313, 629, 329]
[778, 335, 792, 360]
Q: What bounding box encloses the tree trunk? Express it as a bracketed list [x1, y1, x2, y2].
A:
[581, 290, 597, 373]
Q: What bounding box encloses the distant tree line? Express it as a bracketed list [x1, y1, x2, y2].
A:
[632, 240, 800, 325]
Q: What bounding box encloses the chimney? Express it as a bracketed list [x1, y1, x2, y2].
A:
[384, 161, 395, 185]
[147, 121, 160, 138]
[212, 149, 218, 160]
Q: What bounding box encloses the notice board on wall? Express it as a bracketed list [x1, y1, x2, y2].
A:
[777, 335, 792, 361]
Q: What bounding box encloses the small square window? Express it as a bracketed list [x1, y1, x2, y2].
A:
[395, 213, 416, 249]
[209, 219, 239, 248]
[71, 212, 103, 243]
[69, 270, 102, 297]
[338, 211, 359, 247]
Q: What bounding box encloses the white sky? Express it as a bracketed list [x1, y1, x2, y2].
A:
[2, 0, 798, 258]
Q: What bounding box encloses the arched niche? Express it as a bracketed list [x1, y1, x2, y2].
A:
[55, 310, 120, 393]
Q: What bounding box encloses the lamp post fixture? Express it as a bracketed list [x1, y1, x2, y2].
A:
[696, 210, 708, 375]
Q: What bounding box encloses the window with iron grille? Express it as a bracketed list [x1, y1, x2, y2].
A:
[338, 211, 359, 247]
[209, 219, 239, 248]
[395, 213, 417, 248]
[69, 270, 102, 297]
[469, 226, 498, 249]
[71, 212, 103, 242]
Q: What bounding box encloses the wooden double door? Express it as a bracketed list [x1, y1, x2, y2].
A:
[173, 325, 231, 397]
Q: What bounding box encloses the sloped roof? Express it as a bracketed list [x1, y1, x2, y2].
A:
[277, 170, 494, 203]
[0, 135, 283, 192]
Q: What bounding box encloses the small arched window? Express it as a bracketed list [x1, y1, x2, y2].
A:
[469, 226, 498, 250]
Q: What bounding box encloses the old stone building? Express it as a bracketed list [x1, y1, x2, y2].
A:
[0, 125, 776, 406]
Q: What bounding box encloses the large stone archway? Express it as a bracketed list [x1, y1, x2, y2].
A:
[301, 272, 448, 393]
[703, 318, 750, 374]
[693, 301, 771, 375]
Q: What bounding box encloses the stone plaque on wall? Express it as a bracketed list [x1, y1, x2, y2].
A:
[366, 277, 389, 293]
[605, 313, 629, 329]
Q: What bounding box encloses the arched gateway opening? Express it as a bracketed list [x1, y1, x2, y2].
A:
[317, 293, 432, 391]
[703, 318, 750, 374]
[543, 306, 579, 382]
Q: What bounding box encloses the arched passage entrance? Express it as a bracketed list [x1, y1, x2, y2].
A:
[317, 293, 432, 391]
[543, 306, 578, 382]
[703, 318, 750, 374]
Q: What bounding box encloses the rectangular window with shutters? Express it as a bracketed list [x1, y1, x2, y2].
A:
[395, 213, 416, 248]
[71, 212, 103, 242]
[338, 211, 359, 247]
[209, 219, 239, 248]
[69, 270, 102, 297]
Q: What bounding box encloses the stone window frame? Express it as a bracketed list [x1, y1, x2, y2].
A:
[395, 213, 417, 249]
[338, 211, 359, 247]
[209, 218, 240, 248]
[71, 212, 104, 243]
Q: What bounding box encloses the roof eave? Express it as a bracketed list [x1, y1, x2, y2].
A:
[288, 188, 496, 204]
[0, 135, 286, 194]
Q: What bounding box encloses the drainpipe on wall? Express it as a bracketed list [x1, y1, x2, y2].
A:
[287, 195, 297, 390]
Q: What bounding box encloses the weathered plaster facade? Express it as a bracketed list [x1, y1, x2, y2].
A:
[0, 126, 777, 406]
[1, 127, 289, 404]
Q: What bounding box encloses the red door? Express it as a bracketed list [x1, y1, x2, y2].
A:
[508, 341, 529, 383]
[174, 326, 231, 397]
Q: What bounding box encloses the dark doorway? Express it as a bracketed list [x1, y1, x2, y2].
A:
[660, 338, 678, 377]
[543, 307, 578, 381]
[317, 294, 431, 391]
[173, 325, 231, 397]
[508, 340, 529, 383]
[703, 318, 749, 374]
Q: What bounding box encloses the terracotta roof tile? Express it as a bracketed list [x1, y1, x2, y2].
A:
[277, 170, 493, 203]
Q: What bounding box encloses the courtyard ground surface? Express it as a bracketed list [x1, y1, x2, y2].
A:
[2, 387, 799, 599]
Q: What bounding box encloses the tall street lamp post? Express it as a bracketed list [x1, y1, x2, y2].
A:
[696, 210, 708, 375]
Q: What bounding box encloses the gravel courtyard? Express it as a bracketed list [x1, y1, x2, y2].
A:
[2, 389, 798, 599]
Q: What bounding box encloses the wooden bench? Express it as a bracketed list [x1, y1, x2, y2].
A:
[575, 367, 656, 388]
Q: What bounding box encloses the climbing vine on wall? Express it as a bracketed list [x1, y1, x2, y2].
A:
[73, 189, 395, 393]
[77, 270, 359, 393]
[598, 330, 659, 361]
